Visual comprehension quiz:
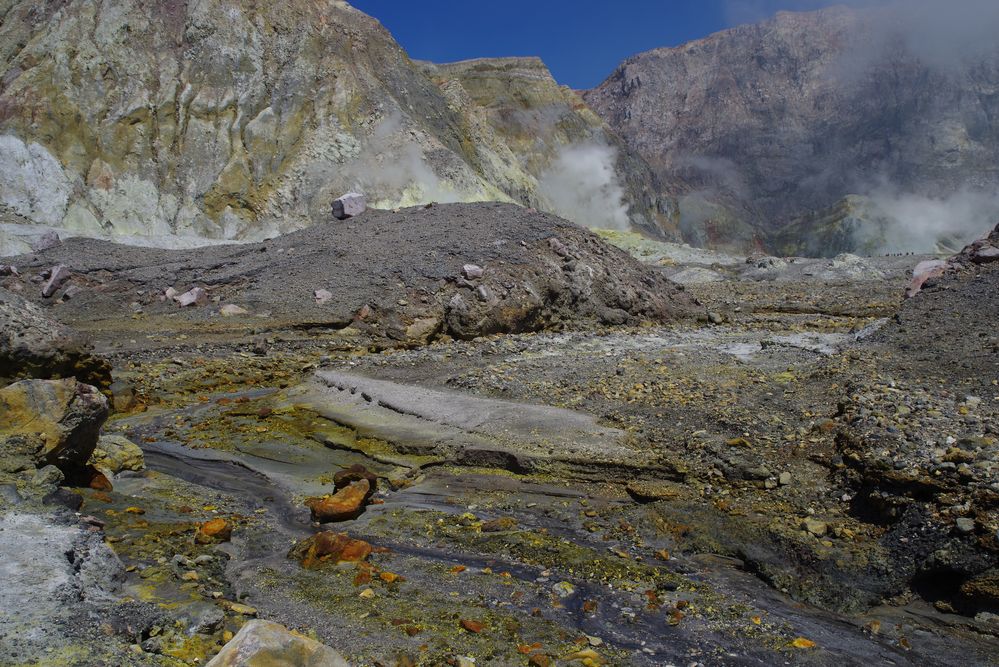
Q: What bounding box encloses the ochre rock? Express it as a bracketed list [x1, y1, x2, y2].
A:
[0, 378, 108, 473]
[206, 619, 350, 666]
[289, 531, 373, 570]
[305, 479, 370, 523]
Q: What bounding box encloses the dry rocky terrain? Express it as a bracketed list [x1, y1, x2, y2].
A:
[1, 203, 997, 666]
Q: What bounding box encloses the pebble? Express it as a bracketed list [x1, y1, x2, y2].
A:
[956, 518, 975, 534]
[803, 518, 827, 537]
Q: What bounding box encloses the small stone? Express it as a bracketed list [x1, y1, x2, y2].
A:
[460, 619, 485, 633]
[196, 517, 233, 544]
[42, 265, 72, 298]
[358, 588, 376, 599]
[707, 311, 724, 325]
[176, 287, 208, 307]
[553, 581, 575, 598]
[803, 518, 827, 537]
[314, 289, 333, 305]
[180, 570, 199, 581]
[779, 472, 792, 486]
[956, 518, 976, 534]
[222, 601, 258, 616]
[60, 285, 82, 301]
[565, 648, 603, 662]
[462, 264, 484, 279]
[220, 304, 249, 317]
[90, 435, 144, 474]
[289, 531, 373, 569]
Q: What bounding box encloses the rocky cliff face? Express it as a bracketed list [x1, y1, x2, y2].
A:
[0, 1, 675, 253]
[422, 57, 679, 237]
[585, 7, 999, 254]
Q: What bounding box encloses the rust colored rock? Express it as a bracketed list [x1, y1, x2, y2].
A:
[333, 464, 378, 493]
[528, 654, 552, 667]
[87, 469, 113, 491]
[305, 479, 370, 523]
[460, 619, 485, 633]
[289, 531, 373, 569]
[196, 517, 232, 544]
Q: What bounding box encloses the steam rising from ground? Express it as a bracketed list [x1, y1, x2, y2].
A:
[345, 111, 463, 207]
[856, 187, 999, 254]
[538, 143, 630, 230]
[711, 0, 999, 253]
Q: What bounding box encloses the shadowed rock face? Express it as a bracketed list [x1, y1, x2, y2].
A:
[585, 7, 999, 251]
[0, 287, 111, 390]
[0, 0, 675, 250]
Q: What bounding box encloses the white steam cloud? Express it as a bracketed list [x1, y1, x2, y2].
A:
[719, 0, 999, 253]
[854, 186, 999, 254]
[538, 143, 631, 230]
[344, 111, 463, 207]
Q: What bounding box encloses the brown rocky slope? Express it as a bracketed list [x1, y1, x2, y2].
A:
[1, 203, 699, 349]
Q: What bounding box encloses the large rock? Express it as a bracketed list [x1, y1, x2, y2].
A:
[0, 287, 111, 390]
[0, 378, 109, 473]
[88, 434, 145, 476]
[206, 619, 350, 667]
[305, 479, 371, 523]
[331, 193, 366, 221]
[0, 512, 124, 663]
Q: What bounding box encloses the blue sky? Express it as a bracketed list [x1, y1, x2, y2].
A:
[349, 0, 852, 89]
